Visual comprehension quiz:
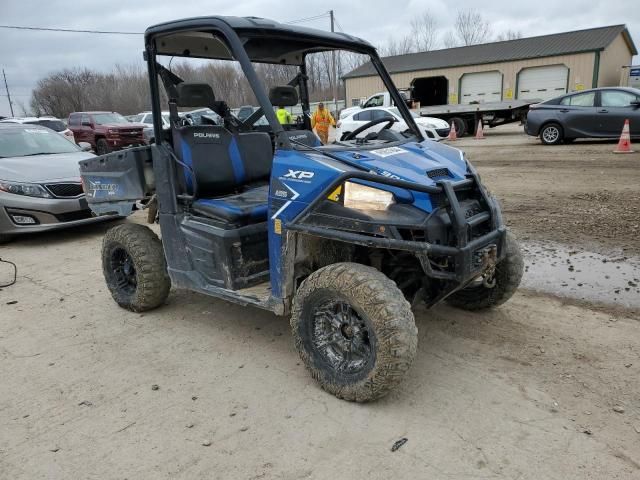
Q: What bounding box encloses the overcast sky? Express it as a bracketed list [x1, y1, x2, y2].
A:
[1, 0, 638, 116]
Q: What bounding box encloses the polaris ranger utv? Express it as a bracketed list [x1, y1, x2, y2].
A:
[79, 16, 523, 402]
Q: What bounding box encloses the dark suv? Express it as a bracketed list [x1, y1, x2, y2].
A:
[68, 111, 146, 155]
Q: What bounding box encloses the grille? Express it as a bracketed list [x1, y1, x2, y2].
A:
[55, 209, 93, 222]
[119, 129, 142, 136]
[46, 183, 84, 198]
[427, 168, 451, 179]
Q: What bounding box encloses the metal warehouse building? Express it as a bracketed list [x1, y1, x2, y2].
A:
[344, 25, 637, 106]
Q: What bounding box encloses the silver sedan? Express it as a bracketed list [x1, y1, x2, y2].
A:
[0, 123, 120, 243]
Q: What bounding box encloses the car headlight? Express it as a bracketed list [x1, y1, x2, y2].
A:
[0, 180, 52, 198]
[107, 128, 120, 135]
[422, 123, 436, 129]
[343, 181, 394, 211]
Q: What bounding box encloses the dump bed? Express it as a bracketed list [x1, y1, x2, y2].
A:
[79, 146, 154, 216]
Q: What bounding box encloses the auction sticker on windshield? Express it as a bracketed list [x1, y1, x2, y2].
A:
[371, 147, 406, 157]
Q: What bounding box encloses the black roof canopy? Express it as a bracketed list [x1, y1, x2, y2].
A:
[344, 25, 637, 79]
[145, 15, 375, 65]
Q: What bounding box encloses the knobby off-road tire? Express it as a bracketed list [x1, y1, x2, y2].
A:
[446, 232, 524, 311]
[101, 223, 170, 312]
[291, 262, 418, 402]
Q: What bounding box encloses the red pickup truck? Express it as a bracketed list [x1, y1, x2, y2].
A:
[68, 111, 146, 155]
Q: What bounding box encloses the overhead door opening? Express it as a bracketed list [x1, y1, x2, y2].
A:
[517, 65, 568, 102]
[460, 71, 502, 103]
[411, 76, 448, 106]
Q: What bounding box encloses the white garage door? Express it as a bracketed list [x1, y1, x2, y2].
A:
[460, 71, 502, 103]
[517, 65, 568, 101]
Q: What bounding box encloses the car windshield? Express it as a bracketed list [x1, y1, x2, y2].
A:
[93, 113, 129, 125]
[162, 114, 170, 125]
[0, 127, 80, 157]
[26, 119, 66, 132]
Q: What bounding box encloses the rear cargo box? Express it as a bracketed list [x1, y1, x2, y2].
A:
[79, 146, 154, 216]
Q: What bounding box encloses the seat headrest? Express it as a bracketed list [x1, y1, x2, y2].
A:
[269, 86, 298, 107]
[176, 83, 215, 108]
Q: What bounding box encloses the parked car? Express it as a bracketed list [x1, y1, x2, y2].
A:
[130, 111, 171, 128]
[0, 116, 75, 143]
[68, 111, 146, 155]
[336, 106, 451, 141]
[526, 87, 640, 145]
[0, 123, 119, 244]
[339, 90, 411, 120]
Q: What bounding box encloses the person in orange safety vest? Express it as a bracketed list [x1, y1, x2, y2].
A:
[311, 103, 335, 144]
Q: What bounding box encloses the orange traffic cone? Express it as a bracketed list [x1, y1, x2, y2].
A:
[614, 119, 634, 153]
[474, 121, 485, 140]
[447, 121, 457, 141]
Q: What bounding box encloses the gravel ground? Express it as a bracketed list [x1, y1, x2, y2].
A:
[1, 126, 639, 479]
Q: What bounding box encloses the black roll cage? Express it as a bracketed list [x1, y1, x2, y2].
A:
[144, 16, 424, 150]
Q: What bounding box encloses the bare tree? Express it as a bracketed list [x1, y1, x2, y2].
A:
[444, 9, 492, 47]
[410, 13, 438, 51]
[496, 29, 523, 41]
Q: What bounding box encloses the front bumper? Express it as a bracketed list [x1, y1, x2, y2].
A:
[0, 191, 118, 236]
[289, 168, 506, 293]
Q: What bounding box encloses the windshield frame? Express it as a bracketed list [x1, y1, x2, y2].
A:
[145, 21, 424, 150]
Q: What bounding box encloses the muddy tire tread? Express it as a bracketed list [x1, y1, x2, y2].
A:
[446, 232, 524, 311]
[102, 223, 170, 312]
[291, 262, 418, 402]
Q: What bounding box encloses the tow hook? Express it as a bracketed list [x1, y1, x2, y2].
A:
[481, 245, 498, 288]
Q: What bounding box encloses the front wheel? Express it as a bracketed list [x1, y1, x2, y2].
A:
[96, 138, 110, 155]
[101, 223, 171, 312]
[446, 232, 524, 311]
[291, 262, 418, 402]
[540, 123, 563, 145]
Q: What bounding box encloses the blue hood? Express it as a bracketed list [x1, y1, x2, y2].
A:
[334, 140, 468, 185]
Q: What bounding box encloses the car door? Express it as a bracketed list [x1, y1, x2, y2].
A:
[598, 89, 640, 136]
[80, 114, 94, 145]
[558, 91, 598, 138]
[348, 110, 373, 136]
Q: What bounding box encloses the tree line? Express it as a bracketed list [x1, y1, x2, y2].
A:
[29, 9, 521, 118]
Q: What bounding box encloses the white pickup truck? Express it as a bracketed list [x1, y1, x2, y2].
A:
[339, 91, 410, 120]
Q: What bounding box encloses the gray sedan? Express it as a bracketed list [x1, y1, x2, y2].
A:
[0, 123, 119, 243]
[525, 87, 640, 145]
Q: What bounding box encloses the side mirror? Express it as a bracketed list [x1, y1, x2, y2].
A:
[78, 142, 93, 152]
[81, 121, 92, 127]
[631, 100, 640, 108]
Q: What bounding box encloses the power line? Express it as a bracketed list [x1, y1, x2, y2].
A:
[284, 13, 330, 25]
[0, 24, 142, 35]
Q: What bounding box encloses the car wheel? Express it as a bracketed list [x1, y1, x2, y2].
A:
[291, 262, 418, 402]
[540, 123, 563, 145]
[96, 138, 110, 156]
[450, 117, 467, 137]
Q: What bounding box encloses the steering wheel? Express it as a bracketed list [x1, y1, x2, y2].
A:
[343, 116, 396, 141]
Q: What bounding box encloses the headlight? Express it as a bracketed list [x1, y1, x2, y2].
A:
[107, 128, 120, 135]
[423, 123, 436, 129]
[343, 181, 394, 211]
[0, 180, 52, 198]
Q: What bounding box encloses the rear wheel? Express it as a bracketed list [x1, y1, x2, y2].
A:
[450, 117, 467, 137]
[101, 223, 170, 312]
[446, 232, 524, 311]
[96, 138, 110, 155]
[291, 262, 418, 402]
[540, 123, 563, 145]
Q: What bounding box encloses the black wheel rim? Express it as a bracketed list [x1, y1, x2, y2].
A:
[312, 300, 373, 375]
[110, 247, 137, 295]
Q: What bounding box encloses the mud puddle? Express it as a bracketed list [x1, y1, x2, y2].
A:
[521, 241, 640, 309]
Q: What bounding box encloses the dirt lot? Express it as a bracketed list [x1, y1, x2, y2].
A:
[1, 126, 639, 479]
[457, 124, 640, 256]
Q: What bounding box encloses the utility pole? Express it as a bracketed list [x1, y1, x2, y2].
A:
[329, 10, 337, 115]
[2, 69, 14, 117]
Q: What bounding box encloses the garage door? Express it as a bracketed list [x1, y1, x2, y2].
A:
[517, 65, 568, 101]
[460, 71, 502, 103]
